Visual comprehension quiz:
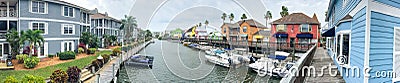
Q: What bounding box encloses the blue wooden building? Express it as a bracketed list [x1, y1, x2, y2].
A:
[323, 0, 400, 82]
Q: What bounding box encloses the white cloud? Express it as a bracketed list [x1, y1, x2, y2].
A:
[60, 0, 135, 19]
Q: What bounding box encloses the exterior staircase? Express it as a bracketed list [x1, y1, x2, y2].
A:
[80, 69, 94, 82]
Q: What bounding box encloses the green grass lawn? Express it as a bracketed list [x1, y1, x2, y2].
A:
[0, 50, 112, 82]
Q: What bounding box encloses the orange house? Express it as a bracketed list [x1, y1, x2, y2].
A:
[237, 19, 267, 42]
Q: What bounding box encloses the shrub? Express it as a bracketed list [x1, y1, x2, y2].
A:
[4, 76, 18, 83]
[112, 48, 121, 56]
[59, 51, 76, 60]
[48, 54, 55, 58]
[67, 66, 81, 82]
[24, 57, 40, 69]
[21, 74, 45, 83]
[78, 48, 85, 54]
[91, 60, 103, 71]
[16, 54, 28, 64]
[101, 54, 111, 63]
[50, 69, 68, 83]
[88, 48, 96, 54]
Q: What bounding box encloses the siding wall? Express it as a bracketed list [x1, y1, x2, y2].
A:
[328, 0, 361, 28]
[369, 11, 400, 83]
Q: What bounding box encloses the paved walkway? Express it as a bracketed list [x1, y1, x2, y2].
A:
[85, 42, 150, 83]
[304, 47, 345, 83]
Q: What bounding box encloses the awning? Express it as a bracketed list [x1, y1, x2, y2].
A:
[296, 34, 313, 38]
[274, 33, 288, 38]
[322, 27, 335, 37]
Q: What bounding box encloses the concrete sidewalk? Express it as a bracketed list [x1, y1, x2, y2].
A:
[304, 47, 345, 83]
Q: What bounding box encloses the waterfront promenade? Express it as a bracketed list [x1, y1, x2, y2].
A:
[85, 41, 151, 83]
[304, 47, 345, 83]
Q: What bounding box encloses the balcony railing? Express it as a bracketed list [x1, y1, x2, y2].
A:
[0, 10, 17, 17]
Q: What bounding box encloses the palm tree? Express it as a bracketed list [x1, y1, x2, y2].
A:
[280, 6, 289, 17]
[241, 13, 247, 20]
[120, 15, 138, 44]
[264, 11, 272, 27]
[23, 30, 44, 57]
[229, 13, 234, 23]
[205, 20, 209, 29]
[221, 13, 227, 23]
[6, 30, 25, 58]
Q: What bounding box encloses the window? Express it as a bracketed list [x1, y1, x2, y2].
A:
[224, 28, 226, 33]
[31, 1, 47, 14]
[299, 38, 310, 43]
[61, 41, 74, 52]
[62, 24, 75, 35]
[62, 6, 74, 17]
[301, 24, 311, 32]
[277, 38, 286, 43]
[31, 22, 47, 34]
[243, 26, 247, 32]
[276, 25, 286, 32]
[336, 32, 350, 66]
[393, 27, 400, 82]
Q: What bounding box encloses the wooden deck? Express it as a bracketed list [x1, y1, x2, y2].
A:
[0, 63, 14, 70]
[304, 48, 345, 83]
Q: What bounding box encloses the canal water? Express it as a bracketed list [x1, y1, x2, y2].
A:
[117, 40, 281, 82]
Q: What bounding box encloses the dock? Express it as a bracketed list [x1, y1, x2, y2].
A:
[304, 47, 345, 83]
[85, 41, 151, 83]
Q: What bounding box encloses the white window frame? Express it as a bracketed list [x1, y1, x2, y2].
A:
[62, 6, 74, 18]
[30, 1, 48, 14]
[276, 25, 286, 32]
[61, 24, 75, 35]
[29, 22, 48, 35]
[61, 41, 74, 52]
[300, 24, 311, 32]
[335, 30, 351, 67]
[393, 27, 400, 82]
[242, 26, 248, 33]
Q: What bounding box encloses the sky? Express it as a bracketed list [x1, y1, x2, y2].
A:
[61, 0, 330, 32]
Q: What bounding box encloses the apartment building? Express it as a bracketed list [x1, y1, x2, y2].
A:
[0, 0, 91, 59]
[90, 9, 122, 47]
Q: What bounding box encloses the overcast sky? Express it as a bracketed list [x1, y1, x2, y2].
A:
[62, 0, 329, 32]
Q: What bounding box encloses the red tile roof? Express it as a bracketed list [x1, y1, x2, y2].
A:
[271, 13, 320, 25]
[237, 19, 267, 28]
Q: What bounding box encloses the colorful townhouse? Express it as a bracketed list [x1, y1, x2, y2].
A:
[0, 0, 91, 59]
[90, 9, 122, 47]
[322, 0, 400, 82]
[221, 19, 267, 45]
[270, 13, 320, 50]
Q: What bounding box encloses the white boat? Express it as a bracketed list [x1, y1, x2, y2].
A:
[205, 49, 242, 68]
[249, 51, 294, 77]
[230, 48, 251, 62]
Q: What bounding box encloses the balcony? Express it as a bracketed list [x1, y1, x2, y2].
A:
[0, 10, 17, 17]
[0, 0, 18, 18]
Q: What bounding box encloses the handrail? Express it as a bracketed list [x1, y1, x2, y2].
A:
[280, 44, 317, 83]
